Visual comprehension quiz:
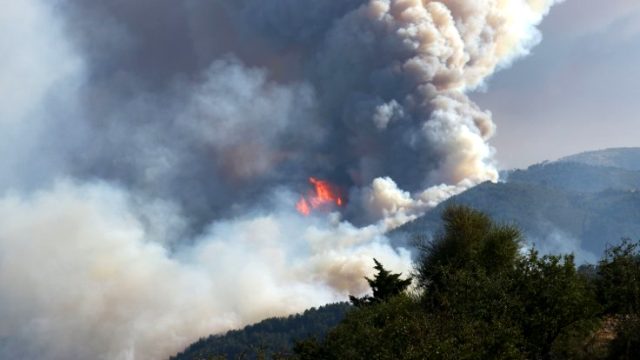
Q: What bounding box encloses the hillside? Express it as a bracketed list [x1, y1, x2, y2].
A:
[173, 148, 640, 359]
[506, 161, 640, 193]
[559, 148, 640, 171]
[175, 207, 640, 360]
[171, 303, 351, 360]
[393, 148, 640, 262]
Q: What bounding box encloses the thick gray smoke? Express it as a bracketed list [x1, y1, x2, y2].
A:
[0, 0, 559, 358]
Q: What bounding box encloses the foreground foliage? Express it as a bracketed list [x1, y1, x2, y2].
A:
[293, 206, 640, 360]
[171, 303, 350, 360]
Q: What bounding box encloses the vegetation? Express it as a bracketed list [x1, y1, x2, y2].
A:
[292, 206, 640, 360]
[349, 258, 412, 307]
[171, 303, 351, 360]
[596, 239, 640, 315]
[174, 205, 640, 360]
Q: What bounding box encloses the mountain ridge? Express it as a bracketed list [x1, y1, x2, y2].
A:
[172, 148, 640, 359]
[392, 147, 640, 263]
[558, 147, 640, 171]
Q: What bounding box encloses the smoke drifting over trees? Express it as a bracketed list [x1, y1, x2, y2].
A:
[0, 0, 559, 359]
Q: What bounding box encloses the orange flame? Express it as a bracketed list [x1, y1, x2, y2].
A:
[296, 177, 344, 216]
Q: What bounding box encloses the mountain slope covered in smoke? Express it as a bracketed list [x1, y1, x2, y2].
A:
[0, 1, 561, 359]
[171, 303, 351, 360]
[394, 148, 640, 263]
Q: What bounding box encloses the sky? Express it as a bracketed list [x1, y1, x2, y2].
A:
[474, 0, 640, 169]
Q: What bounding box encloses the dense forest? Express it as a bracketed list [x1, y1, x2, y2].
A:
[171, 303, 351, 360]
[174, 205, 640, 359]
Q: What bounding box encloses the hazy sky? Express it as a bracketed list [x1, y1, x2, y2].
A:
[474, 0, 640, 169]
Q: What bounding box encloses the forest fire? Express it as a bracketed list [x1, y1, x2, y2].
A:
[296, 177, 344, 216]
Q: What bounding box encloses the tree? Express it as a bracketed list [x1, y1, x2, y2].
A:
[349, 258, 412, 307]
[513, 251, 600, 359]
[416, 205, 521, 284]
[606, 317, 640, 360]
[294, 295, 444, 360]
[594, 239, 640, 359]
[415, 206, 600, 359]
[292, 207, 610, 360]
[415, 205, 521, 311]
[596, 239, 640, 315]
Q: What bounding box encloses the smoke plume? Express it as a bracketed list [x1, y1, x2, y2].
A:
[0, 0, 559, 358]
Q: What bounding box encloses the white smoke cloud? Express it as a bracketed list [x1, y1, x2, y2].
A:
[336, 0, 560, 223]
[179, 58, 318, 180]
[0, 1, 81, 126]
[0, 0, 85, 191]
[0, 181, 411, 360]
[523, 226, 599, 265]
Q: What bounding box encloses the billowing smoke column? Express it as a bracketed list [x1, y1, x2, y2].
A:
[0, 0, 558, 359]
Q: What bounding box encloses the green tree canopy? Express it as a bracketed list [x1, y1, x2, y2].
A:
[596, 239, 640, 315]
[416, 205, 521, 286]
[293, 206, 603, 360]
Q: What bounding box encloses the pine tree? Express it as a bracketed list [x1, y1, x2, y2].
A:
[349, 259, 412, 307]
